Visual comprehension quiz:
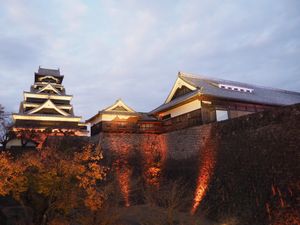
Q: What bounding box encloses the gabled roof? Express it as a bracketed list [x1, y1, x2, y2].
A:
[102, 99, 136, 113]
[36, 83, 61, 95]
[164, 74, 197, 103]
[150, 90, 201, 114]
[151, 71, 300, 114]
[27, 99, 70, 116]
[86, 99, 139, 123]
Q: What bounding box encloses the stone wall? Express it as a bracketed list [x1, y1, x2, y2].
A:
[201, 104, 300, 224]
[93, 103, 300, 224]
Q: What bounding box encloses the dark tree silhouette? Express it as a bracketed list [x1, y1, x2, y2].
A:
[0, 104, 13, 150]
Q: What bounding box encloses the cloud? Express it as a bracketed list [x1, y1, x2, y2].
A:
[0, 0, 300, 119]
[54, 0, 88, 32]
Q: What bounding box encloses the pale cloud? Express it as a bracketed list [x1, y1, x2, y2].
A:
[57, 0, 88, 32]
[0, 0, 300, 119]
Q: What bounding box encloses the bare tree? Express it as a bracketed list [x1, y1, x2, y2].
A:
[0, 104, 13, 150]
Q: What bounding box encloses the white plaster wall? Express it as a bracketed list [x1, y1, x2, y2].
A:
[159, 99, 201, 118]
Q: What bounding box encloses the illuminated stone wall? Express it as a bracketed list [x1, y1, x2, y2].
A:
[162, 103, 299, 224]
[93, 103, 300, 224]
[202, 103, 300, 224]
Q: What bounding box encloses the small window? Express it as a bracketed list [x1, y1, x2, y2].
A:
[218, 84, 254, 93]
[216, 110, 228, 121]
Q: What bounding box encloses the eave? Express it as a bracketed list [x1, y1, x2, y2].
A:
[33, 82, 64, 90]
[12, 113, 82, 122]
[34, 73, 64, 83]
[23, 102, 73, 110]
[27, 99, 70, 116]
[37, 83, 61, 95]
[24, 92, 73, 101]
[150, 91, 202, 115]
[86, 110, 139, 123]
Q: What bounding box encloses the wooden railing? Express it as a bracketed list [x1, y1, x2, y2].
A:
[91, 109, 205, 135]
[162, 109, 203, 132]
[91, 121, 162, 135]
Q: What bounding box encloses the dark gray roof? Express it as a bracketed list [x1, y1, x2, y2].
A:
[150, 90, 200, 114]
[86, 111, 158, 123]
[151, 72, 300, 114]
[37, 67, 62, 77]
[139, 112, 159, 121]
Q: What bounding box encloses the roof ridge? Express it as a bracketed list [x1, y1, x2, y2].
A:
[179, 71, 300, 96]
[39, 66, 60, 71]
[37, 66, 63, 77]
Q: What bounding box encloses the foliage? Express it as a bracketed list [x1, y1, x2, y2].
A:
[0, 144, 107, 224]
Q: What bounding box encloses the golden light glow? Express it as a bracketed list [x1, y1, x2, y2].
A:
[140, 135, 167, 188]
[12, 114, 81, 122]
[109, 140, 132, 207]
[38, 75, 60, 83]
[23, 102, 72, 110]
[191, 126, 216, 215]
[27, 99, 70, 116]
[115, 162, 131, 207]
[37, 83, 61, 94]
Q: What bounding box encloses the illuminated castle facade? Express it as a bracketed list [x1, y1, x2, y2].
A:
[88, 72, 300, 135]
[12, 67, 87, 137]
[9, 68, 300, 140]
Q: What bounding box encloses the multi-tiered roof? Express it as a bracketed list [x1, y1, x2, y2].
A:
[12, 67, 87, 136]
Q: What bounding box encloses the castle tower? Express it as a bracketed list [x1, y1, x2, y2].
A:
[12, 67, 88, 137]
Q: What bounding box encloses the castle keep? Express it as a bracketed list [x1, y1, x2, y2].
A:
[11, 67, 87, 139]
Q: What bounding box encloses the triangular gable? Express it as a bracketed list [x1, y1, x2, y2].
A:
[38, 76, 60, 83]
[37, 83, 61, 95]
[170, 85, 194, 102]
[27, 99, 70, 116]
[104, 99, 135, 113]
[164, 72, 197, 103]
[111, 106, 128, 111]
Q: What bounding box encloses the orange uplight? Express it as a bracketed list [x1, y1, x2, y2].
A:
[271, 184, 276, 196]
[266, 203, 271, 221]
[109, 138, 133, 207]
[144, 166, 161, 187]
[191, 127, 216, 215]
[140, 135, 168, 188]
[116, 165, 131, 207]
[191, 147, 215, 215]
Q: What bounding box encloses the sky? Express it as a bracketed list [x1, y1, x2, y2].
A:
[0, 0, 300, 119]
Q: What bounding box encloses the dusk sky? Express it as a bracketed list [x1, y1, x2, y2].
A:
[0, 0, 300, 119]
